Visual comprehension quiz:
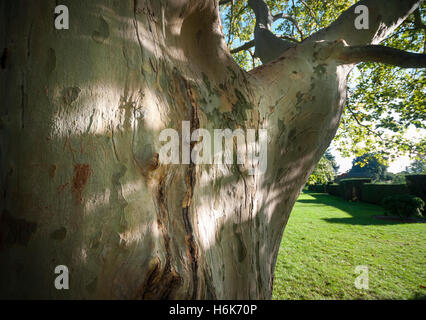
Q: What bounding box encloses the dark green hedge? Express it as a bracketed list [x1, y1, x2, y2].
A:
[405, 174, 426, 203]
[361, 183, 409, 205]
[307, 184, 327, 193]
[326, 184, 340, 197]
[338, 178, 372, 201]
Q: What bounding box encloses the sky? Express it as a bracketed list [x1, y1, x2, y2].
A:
[331, 125, 424, 174]
[332, 150, 412, 174]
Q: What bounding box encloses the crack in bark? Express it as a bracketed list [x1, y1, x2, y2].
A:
[110, 123, 121, 162]
[0, 48, 7, 69]
[133, 0, 145, 67]
[182, 79, 200, 300]
[26, 21, 33, 58]
[20, 76, 27, 129]
[140, 176, 181, 299]
[138, 255, 181, 299]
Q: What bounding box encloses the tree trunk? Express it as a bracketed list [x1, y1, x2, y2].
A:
[0, 0, 421, 299]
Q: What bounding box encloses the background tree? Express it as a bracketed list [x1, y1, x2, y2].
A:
[324, 149, 339, 173]
[306, 148, 338, 185]
[306, 156, 336, 185]
[388, 172, 407, 184]
[347, 153, 388, 181]
[406, 156, 426, 173]
[1, 0, 425, 299]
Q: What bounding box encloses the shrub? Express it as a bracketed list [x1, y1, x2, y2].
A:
[361, 183, 409, 205]
[382, 194, 424, 218]
[338, 178, 372, 201]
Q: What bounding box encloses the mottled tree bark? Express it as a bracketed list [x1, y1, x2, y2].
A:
[0, 0, 423, 299]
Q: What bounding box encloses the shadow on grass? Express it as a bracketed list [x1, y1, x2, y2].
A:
[300, 192, 425, 226]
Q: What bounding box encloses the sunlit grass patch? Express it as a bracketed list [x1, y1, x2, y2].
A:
[273, 192, 426, 300]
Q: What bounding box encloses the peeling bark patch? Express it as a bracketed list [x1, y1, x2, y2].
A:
[63, 87, 81, 105]
[232, 89, 253, 123]
[1, 48, 8, 69]
[277, 119, 287, 146]
[313, 64, 327, 78]
[92, 16, 110, 43]
[50, 227, 67, 240]
[134, 144, 159, 177]
[72, 164, 91, 204]
[296, 92, 304, 105]
[0, 211, 37, 248]
[111, 164, 128, 231]
[295, 91, 315, 110]
[202, 72, 216, 96]
[288, 128, 297, 142]
[227, 66, 238, 83]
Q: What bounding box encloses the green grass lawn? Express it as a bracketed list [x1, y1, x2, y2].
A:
[272, 191, 426, 300]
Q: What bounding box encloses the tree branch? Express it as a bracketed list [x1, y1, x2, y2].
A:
[414, 8, 426, 30]
[230, 40, 255, 53]
[309, 0, 423, 46]
[345, 101, 385, 142]
[248, 0, 294, 63]
[248, 0, 273, 28]
[230, 35, 299, 54]
[273, 13, 305, 40]
[226, 1, 300, 55]
[336, 45, 426, 68]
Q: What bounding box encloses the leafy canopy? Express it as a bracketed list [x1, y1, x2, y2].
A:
[306, 154, 337, 185]
[220, 0, 426, 166]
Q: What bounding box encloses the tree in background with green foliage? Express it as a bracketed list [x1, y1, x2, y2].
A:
[324, 149, 339, 173]
[347, 153, 388, 181]
[387, 172, 407, 184]
[306, 149, 339, 185]
[220, 0, 426, 167]
[306, 155, 337, 185]
[406, 155, 426, 173]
